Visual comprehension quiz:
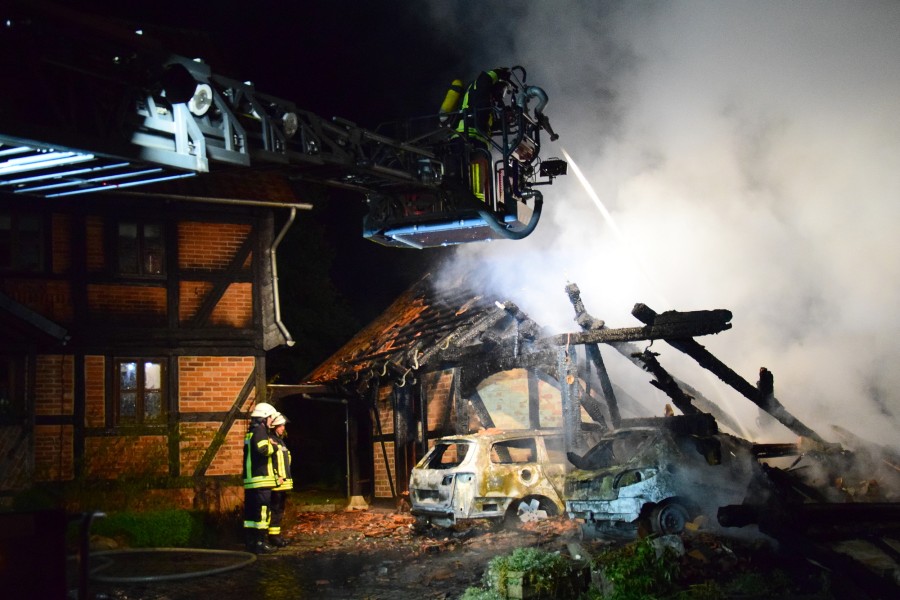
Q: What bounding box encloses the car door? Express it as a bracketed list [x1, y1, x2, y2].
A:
[485, 436, 564, 510]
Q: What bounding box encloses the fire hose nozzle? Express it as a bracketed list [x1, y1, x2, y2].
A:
[537, 112, 559, 141]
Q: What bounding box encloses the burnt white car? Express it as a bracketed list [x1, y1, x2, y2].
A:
[409, 429, 568, 528]
[565, 421, 759, 538]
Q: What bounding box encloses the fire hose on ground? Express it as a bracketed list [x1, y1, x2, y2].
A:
[84, 547, 257, 583]
[69, 512, 257, 598]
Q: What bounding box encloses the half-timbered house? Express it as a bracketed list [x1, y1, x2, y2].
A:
[0, 172, 307, 510]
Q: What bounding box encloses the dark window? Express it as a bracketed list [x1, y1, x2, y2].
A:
[0, 355, 27, 422]
[117, 220, 164, 276]
[114, 358, 166, 425]
[0, 212, 44, 272]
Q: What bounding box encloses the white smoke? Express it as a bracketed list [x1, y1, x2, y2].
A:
[426, 1, 900, 446]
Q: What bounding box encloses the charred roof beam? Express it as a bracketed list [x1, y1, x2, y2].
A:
[632, 303, 826, 444]
[634, 348, 702, 417]
[537, 307, 733, 349]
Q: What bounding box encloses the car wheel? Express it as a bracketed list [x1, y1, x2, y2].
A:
[650, 502, 689, 535]
[500, 496, 558, 529]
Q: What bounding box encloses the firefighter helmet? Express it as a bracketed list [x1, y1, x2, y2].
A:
[250, 402, 278, 419]
[271, 413, 288, 427]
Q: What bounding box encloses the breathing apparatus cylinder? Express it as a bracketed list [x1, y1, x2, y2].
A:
[439, 79, 464, 124]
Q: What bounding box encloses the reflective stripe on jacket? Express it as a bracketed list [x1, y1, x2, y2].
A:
[272, 436, 293, 491]
[243, 418, 276, 489]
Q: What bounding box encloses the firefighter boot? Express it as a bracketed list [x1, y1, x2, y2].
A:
[248, 529, 277, 554]
[268, 533, 290, 547]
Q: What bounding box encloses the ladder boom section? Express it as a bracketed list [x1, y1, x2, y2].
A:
[1, 4, 566, 246]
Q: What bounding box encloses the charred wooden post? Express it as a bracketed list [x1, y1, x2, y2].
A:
[452, 369, 467, 434]
[565, 283, 621, 427]
[393, 384, 416, 494]
[631, 303, 826, 443]
[558, 347, 583, 452]
[634, 348, 701, 416]
[527, 369, 541, 428]
[466, 390, 496, 430]
[573, 382, 610, 430]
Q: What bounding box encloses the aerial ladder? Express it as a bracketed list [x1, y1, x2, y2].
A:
[0, 2, 566, 249]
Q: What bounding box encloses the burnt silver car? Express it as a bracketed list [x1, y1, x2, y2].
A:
[409, 429, 568, 528]
[565, 419, 758, 538]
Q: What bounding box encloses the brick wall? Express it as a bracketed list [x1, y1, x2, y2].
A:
[34, 355, 73, 416]
[178, 222, 252, 270]
[178, 356, 255, 410]
[423, 370, 454, 433]
[179, 281, 212, 323]
[372, 441, 396, 498]
[178, 356, 255, 476]
[178, 421, 247, 476]
[87, 284, 167, 322]
[372, 385, 396, 497]
[83, 435, 168, 478]
[210, 282, 252, 327]
[374, 385, 394, 435]
[84, 355, 105, 427]
[34, 425, 73, 481]
[179, 282, 252, 327]
[1, 280, 73, 324]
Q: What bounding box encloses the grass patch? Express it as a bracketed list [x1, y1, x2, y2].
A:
[592, 537, 680, 600]
[86, 509, 207, 548]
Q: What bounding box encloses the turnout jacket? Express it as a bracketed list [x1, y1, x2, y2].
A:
[243, 417, 276, 488]
[271, 434, 293, 492]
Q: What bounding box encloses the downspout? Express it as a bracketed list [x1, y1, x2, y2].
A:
[270, 208, 296, 346]
[119, 191, 311, 348]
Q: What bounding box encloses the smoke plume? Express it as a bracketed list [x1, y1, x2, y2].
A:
[426, 1, 900, 446]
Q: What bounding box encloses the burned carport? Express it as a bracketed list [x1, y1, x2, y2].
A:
[267, 273, 899, 594]
[267, 273, 810, 502]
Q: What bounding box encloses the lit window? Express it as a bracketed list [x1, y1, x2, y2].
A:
[117, 220, 164, 275]
[115, 359, 166, 425]
[0, 212, 44, 272]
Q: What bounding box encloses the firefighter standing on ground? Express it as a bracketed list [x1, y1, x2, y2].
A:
[242, 402, 279, 554]
[267, 412, 293, 547]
